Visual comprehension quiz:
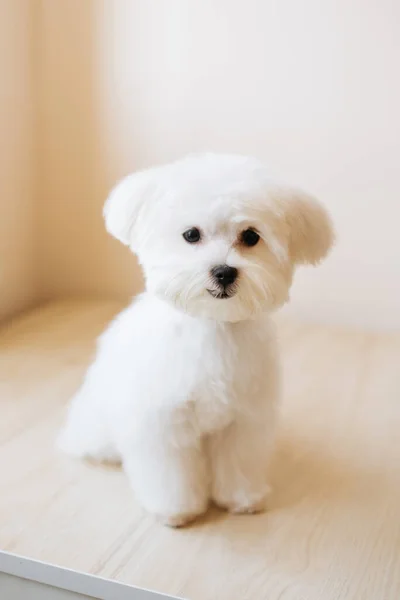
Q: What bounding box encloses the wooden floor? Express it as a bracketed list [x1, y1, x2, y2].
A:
[1, 300, 400, 600]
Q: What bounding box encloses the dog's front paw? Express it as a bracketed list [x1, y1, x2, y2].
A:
[156, 509, 206, 528]
[227, 495, 268, 515]
[214, 485, 271, 515]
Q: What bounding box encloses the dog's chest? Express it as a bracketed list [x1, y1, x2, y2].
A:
[180, 320, 269, 434]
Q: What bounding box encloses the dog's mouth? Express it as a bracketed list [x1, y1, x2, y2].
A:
[207, 289, 236, 300]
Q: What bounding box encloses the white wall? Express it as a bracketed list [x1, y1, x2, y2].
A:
[38, 0, 400, 330]
[0, 1, 37, 321]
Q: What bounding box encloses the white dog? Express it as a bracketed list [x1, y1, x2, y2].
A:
[58, 153, 334, 526]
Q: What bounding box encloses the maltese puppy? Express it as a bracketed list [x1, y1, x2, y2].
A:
[58, 153, 334, 527]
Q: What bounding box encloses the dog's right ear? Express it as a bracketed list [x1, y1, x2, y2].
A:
[103, 169, 157, 247]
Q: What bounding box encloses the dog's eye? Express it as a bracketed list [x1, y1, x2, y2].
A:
[183, 227, 201, 243]
[241, 228, 260, 247]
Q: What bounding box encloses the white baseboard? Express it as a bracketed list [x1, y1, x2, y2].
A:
[0, 551, 181, 600]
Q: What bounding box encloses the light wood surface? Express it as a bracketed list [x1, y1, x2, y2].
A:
[1, 300, 400, 600]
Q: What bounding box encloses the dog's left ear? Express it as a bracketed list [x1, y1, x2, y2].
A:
[103, 168, 158, 248]
[281, 190, 335, 266]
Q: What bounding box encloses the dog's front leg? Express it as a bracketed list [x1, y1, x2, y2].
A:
[208, 415, 275, 514]
[122, 432, 210, 527]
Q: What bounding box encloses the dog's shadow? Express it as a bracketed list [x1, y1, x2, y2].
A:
[267, 433, 356, 511]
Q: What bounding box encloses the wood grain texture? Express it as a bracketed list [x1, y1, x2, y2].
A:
[1, 300, 400, 600]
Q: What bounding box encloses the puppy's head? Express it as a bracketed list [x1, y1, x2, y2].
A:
[104, 154, 334, 322]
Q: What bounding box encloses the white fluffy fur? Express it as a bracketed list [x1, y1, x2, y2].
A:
[58, 154, 334, 526]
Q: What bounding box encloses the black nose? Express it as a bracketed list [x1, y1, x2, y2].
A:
[211, 265, 238, 287]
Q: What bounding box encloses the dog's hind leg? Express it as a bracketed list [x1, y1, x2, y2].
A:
[57, 389, 121, 464]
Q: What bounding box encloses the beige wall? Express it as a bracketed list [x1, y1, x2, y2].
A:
[37, 1, 400, 329]
[0, 0, 37, 321]
[37, 1, 141, 301]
